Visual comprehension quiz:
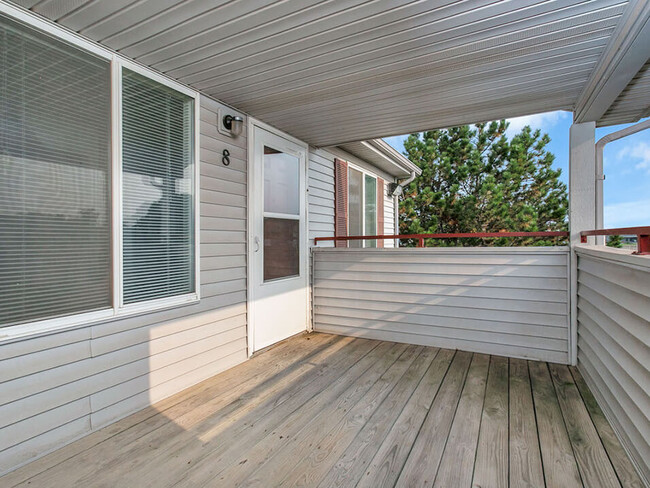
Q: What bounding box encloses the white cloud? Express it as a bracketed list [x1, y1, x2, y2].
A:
[505, 111, 569, 138]
[615, 141, 650, 173]
[604, 198, 650, 228]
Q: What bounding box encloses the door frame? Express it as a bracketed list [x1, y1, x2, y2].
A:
[246, 117, 310, 357]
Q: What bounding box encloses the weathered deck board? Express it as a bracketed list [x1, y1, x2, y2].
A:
[2, 333, 641, 488]
[433, 353, 489, 488]
[473, 355, 509, 488]
[550, 363, 622, 488]
[509, 357, 546, 488]
[319, 348, 455, 488]
[571, 367, 646, 488]
[364, 351, 472, 488]
[394, 350, 471, 487]
[277, 346, 438, 487]
[529, 360, 583, 488]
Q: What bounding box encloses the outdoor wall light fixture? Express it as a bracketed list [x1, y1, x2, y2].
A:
[223, 114, 244, 136]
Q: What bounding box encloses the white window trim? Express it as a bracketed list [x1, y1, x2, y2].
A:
[347, 161, 378, 248]
[0, 4, 201, 343]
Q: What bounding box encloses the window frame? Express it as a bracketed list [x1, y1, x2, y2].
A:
[346, 161, 379, 248]
[0, 4, 201, 342]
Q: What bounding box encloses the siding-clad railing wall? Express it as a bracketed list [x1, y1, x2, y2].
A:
[0, 96, 248, 475]
[576, 246, 650, 484]
[313, 247, 570, 363]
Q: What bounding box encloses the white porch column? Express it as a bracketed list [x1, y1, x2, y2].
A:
[568, 120, 596, 365]
[569, 121, 597, 244]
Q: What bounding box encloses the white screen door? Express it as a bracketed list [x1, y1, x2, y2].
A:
[249, 124, 308, 353]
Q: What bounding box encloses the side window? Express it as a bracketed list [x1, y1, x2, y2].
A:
[348, 167, 363, 248]
[364, 174, 377, 248]
[347, 166, 378, 248]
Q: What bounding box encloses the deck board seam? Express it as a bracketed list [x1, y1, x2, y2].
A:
[549, 363, 587, 488]
[324, 346, 448, 488]
[508, 358, 511, 488]
[568, 366, 634, 488]
[430, 352, 474, 488]
[169, 338, 388, 488]
[381, 347, 451, 487]
[274, 343, 430, 487]
[528, 359, 549, 488]
[346, 345, 438, 488]
[203, 340, 401, 487]
[296, 344, 438, 488]
[469, 354, 495, 488]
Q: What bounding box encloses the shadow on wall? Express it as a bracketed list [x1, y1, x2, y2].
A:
[4, 334, 353, 486]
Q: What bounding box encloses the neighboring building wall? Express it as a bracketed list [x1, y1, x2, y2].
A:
[308, 148, 336, 248]
[576, 246, 650, 483]
[307, 147, 397, 248]
[313, 247, 570, 363]
[0, 95, 248, 474]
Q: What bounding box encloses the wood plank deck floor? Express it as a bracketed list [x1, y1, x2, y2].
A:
[2, 332, 644, 488]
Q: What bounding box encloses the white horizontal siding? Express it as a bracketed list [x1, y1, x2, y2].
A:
[0, 95, 248, 475]
[576, 246, 650, 484]
[313, 247, 570, 363]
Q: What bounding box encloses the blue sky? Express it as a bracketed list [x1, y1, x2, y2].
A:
[384, 112, 650, 228]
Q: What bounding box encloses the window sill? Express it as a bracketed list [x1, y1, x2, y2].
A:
[0, 293, 200, 346]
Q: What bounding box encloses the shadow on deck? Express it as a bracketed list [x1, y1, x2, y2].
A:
[1, 332, 644, 488]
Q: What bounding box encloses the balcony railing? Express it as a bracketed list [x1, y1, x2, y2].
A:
[314, 231, 569, 247]
[580, 226, 650, 255]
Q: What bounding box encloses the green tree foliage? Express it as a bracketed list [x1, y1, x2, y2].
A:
[606, 235, 623, 248]
[399, 121, 568, 247]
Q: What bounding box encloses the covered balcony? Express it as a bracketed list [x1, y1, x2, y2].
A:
[0, 1, 649, 487]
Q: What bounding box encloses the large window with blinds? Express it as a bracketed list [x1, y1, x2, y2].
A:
[0, 13, 198, 333]
[122, 69, 195, 304]
[0, 16, 112, 327]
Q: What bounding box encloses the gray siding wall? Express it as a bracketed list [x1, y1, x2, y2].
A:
[313, 247, 570, 363]
[0, 95, 248, 475]
[308, 147, 335, 248]
[576, 246, 650, 483]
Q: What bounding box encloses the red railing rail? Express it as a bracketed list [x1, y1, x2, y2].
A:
[314, 231, 569, 248]
[580, 226, 650, 255]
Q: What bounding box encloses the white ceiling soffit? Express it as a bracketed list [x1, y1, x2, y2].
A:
[574, 0, 650, 125]
[598, 59, 650, 127]
[337, 139, 421, 178]
[6, 0, 645, 146]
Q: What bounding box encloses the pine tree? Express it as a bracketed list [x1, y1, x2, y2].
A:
[399, 121, 568, 247]
[607, 235, 623, 248]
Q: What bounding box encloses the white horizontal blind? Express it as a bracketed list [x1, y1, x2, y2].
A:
[0, 15, 112, 327]
[121, 69, 195, 305]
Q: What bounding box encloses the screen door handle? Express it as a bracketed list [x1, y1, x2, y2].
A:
[254, 236, 260, 252]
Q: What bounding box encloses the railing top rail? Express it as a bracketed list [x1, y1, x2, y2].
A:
[314, 231, 569, 247]
[580, 226, 650, 255]
[579, 226, 650, 237]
